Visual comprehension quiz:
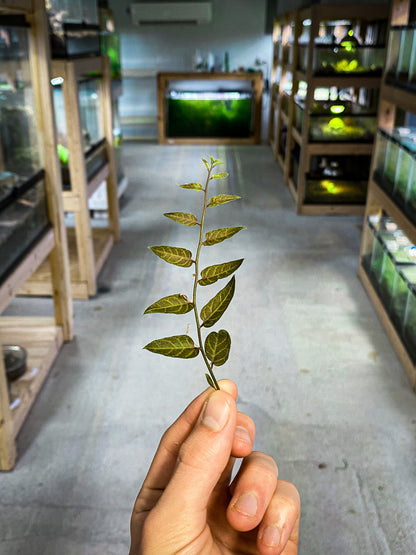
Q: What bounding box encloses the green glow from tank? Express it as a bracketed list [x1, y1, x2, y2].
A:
[330, 105, 346, 114]
[328, 117, 345, 130]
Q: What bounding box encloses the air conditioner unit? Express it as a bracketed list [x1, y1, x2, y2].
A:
[130, 2, 212, 25]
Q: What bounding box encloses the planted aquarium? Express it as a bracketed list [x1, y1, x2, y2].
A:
[53, 77, 106, 189]
[46, 0, 100, 58]
[100, 33, 121, 81]
[302, 154, 370, 204]
[313, 43, 385, 76]
[293, 87, 378, 142]
[166, 91, 253, 138]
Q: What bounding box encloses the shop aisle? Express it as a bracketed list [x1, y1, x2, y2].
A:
[1, 144, 415, 554]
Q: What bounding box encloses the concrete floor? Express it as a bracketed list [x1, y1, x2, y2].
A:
[1, 144, 416, 554]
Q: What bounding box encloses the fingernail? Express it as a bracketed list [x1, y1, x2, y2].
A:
[233, 492, 258, 517]
[202, 392, 230, 431]
[261, 525, 281, 547]
[234, 425, 251, 444]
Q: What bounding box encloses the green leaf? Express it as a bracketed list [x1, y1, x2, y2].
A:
[144, 294, 194, 315]
[203, 227, 245, 246]
[164, 212, 198, 226]
[205, 373, 215, 388]
[144, 335, 199, 359]
[199, 259, 244, 286]
[207, 194, 240, 207]
[179, 182, 202, 191]
[205, 329, 231, 366]
[200, 276, 235, 328]
[202, 158, 210, 171]
[149, 246, 193, 267]
[211, 172, 229, 179]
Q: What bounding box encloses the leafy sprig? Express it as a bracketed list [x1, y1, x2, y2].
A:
[143, 156, 244, 390]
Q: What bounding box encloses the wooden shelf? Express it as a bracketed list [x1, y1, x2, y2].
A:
[19, 227, 114, 300]
[0, 0, 74, 470]
[24, 55, 121, 299]
[358, 0, 416, 391]
[269, 6, 387, 215]
[2, 318, 64, 436]
[358, 264, 416, 390]
[157, 72, 264, 145]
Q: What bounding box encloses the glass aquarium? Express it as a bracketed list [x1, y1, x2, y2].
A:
[53, 77, 106, 189]
[386, 25, 416, 90]
[374, 128, 416, 216]
[302, 154, 370, 204]
[0, 15, 50, 284]
[46, 0, 100, 58]
[293, 86, 378, 142]
[166, 90, 253, 138]
[0, 172, 50, 283]
[313, 44, 385, 76]
[391, 265, 416, 333]
[100, 33, 121, 81]
[403, 281, 416, 361]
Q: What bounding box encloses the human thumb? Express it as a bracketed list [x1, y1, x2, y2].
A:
[156, 389, 236, 520]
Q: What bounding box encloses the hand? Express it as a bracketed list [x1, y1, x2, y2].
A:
[129, 379, 300, 554]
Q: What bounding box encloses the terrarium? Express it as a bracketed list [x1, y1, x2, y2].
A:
[303, 154, 371, 204]
[46, 0, 100, 58]
[53, 77, 107, 189]
[0, 15, 51, 283]
[166, 90, 253, 138]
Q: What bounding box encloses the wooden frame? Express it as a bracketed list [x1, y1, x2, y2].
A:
[0, 0, 73, 470]
[157, 72, 264, 145]
[358, 0, 416, 391]
[20, 55, 121, 300]
[269, 5, 389, 215]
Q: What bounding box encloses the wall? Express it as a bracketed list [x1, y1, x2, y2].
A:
[109, 0, 273, 140]
[275, 0, 390, 16]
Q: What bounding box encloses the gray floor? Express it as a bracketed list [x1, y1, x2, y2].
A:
[1, 144, 416, 554]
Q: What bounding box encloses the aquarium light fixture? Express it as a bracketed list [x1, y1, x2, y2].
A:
[51, 77, 64, 86]
[303, 19, 311, 26]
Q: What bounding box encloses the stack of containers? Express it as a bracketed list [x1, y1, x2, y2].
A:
[362, 215, 416, 360]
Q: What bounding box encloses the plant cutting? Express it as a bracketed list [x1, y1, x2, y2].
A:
[143, 156, 244, 390]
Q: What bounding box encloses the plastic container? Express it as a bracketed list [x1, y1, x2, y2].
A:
[394, 146, 414, 204]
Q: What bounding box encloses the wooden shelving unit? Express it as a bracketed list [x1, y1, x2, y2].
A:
[0, 0, 73, 470]
[269, 5, 389, 215]
[358, 0, 416, 390]
[20, 55, 121, 300]
[157, 72, 264, 145]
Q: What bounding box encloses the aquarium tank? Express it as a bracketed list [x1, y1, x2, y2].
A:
[385, 24, 416, 91]
[302, 154, 371, 204]
[166, 90, 253, 138]
[46, 0, 100, 58]
[0, 15, 50, 283]
[53, 77, 106, 188]
[294, 86, 378, 142]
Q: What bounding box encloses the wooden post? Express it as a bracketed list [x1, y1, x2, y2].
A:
[0, 354, 16, 471]
[101, 55, 121, 242]
[28, 0, 73, 340]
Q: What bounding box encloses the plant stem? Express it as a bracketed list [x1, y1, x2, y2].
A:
[192, 161, 220, 390]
